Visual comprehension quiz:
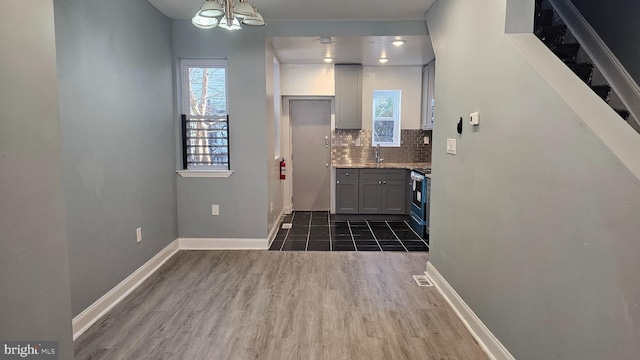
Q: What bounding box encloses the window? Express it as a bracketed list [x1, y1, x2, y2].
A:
[181, 59, 229, 170]
[372, 90, 401, 147]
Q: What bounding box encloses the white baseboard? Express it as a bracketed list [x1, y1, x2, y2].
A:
[72, 239, 180, 340]
[73, 234, 275, 341]
[178, 237, 269, 250]
[425, 262, 515, 360]
[267, 208, 286, 247]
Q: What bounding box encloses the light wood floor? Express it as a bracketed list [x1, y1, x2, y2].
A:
[74, 251, 487, 360]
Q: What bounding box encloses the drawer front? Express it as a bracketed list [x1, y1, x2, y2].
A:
[336, 169, 359, 181]
[359, 169, 406, 180]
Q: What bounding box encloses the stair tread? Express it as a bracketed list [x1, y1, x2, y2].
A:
[567, 62, 594, 84]
[614, 109, 630, 120]
[550, 43, 581, 61]
[591, 85, 611, 101]
[535, 9, 554, 27]
[535, 24, 568, 44]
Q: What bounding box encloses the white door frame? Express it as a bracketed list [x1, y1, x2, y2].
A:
[282, 96, 336, 214]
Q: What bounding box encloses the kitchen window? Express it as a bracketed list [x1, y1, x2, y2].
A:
[180, 59, 231, 174]
[372, 90, 401, 147]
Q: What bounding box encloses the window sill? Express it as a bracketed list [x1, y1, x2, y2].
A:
[176, 170, 234, 178]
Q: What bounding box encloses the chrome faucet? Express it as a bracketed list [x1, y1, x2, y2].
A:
[375, 143, 384, 164]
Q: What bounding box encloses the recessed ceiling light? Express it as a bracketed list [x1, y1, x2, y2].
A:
[392, 40, 406, 46]
[324, 57, 333, 63]
[320, 37, 332, 44]
[379, 58, 389, 64]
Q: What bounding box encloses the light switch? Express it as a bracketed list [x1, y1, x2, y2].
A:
[470, 112, 480, 126]
[446, 138, 457, 155]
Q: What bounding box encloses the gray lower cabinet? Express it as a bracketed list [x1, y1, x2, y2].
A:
[336, 168, 407, 214]
[358, 180, 384, 213]
[335, 180, 359, 213]
[382, 180, 406, 214]
[336, 169, 359, 214]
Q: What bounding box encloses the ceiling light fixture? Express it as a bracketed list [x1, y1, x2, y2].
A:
[392, 40, 406, 46]
[379, 58, 389, 64]
[323, 57, 333, 63]
[192, 0, 265, 30]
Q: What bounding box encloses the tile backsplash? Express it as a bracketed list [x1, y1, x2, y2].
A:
[332, 129, 432, 164]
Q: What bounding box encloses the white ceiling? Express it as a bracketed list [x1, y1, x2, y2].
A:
[149, 0, 436, 21]
[148, 0, 436, 66]
[270, 36, 434, 67]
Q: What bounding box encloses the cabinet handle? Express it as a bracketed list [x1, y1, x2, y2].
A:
[337, 180, 340, 184]
[345, 172, 349, 176]
[383, 181, 386, 184]
[378, 181, 382, 185]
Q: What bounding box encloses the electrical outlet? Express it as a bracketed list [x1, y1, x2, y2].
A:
[212, 204, 219, 216]
[136, 227, 142, 243]
[423, 136, 429, 145]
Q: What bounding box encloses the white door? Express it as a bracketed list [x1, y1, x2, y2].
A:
[291, 100, 331, 211]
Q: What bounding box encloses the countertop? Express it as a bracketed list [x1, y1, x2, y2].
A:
[332, 161, 431, 170]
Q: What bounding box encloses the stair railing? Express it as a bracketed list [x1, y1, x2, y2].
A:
[548, 0, 640, 133]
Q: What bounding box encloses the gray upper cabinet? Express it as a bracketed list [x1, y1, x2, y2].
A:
[335, 65, 362, 130]
[421, 61, 435, 130]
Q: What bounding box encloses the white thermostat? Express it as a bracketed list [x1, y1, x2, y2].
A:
[470, 112, 480, 126]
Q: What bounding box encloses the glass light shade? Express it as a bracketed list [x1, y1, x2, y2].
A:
[241, 11, 265, 26]
[233, 1, 255, 18]
[392, 40, 406, 46]
[323, 57, 333, 63]
[192, 14, 219, 29]
[219, 15, 242, 30]
[378, 58, 389, 64]
[199, 0, 224, 18]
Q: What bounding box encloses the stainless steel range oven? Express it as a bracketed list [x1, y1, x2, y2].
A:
[410, 168, 431, 242]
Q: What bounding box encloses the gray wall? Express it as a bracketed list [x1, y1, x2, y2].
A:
[0, 1, 74, 358]
[426, 0, 640, 359]
[173, 20, 429, 240]
[54, 0, 177, 316]
[173, 21, 270, 239]
[569, 0, 640, 86]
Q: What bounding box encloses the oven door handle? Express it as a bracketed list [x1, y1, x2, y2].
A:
[410, 172, 425, 182]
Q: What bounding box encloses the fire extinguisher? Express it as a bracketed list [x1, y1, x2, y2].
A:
[279, 158, 286, 180]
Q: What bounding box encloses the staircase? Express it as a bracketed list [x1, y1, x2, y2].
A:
[534, 0, 631, 121]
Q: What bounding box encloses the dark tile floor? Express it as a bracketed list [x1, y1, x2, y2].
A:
[269, 211, 429, 252]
